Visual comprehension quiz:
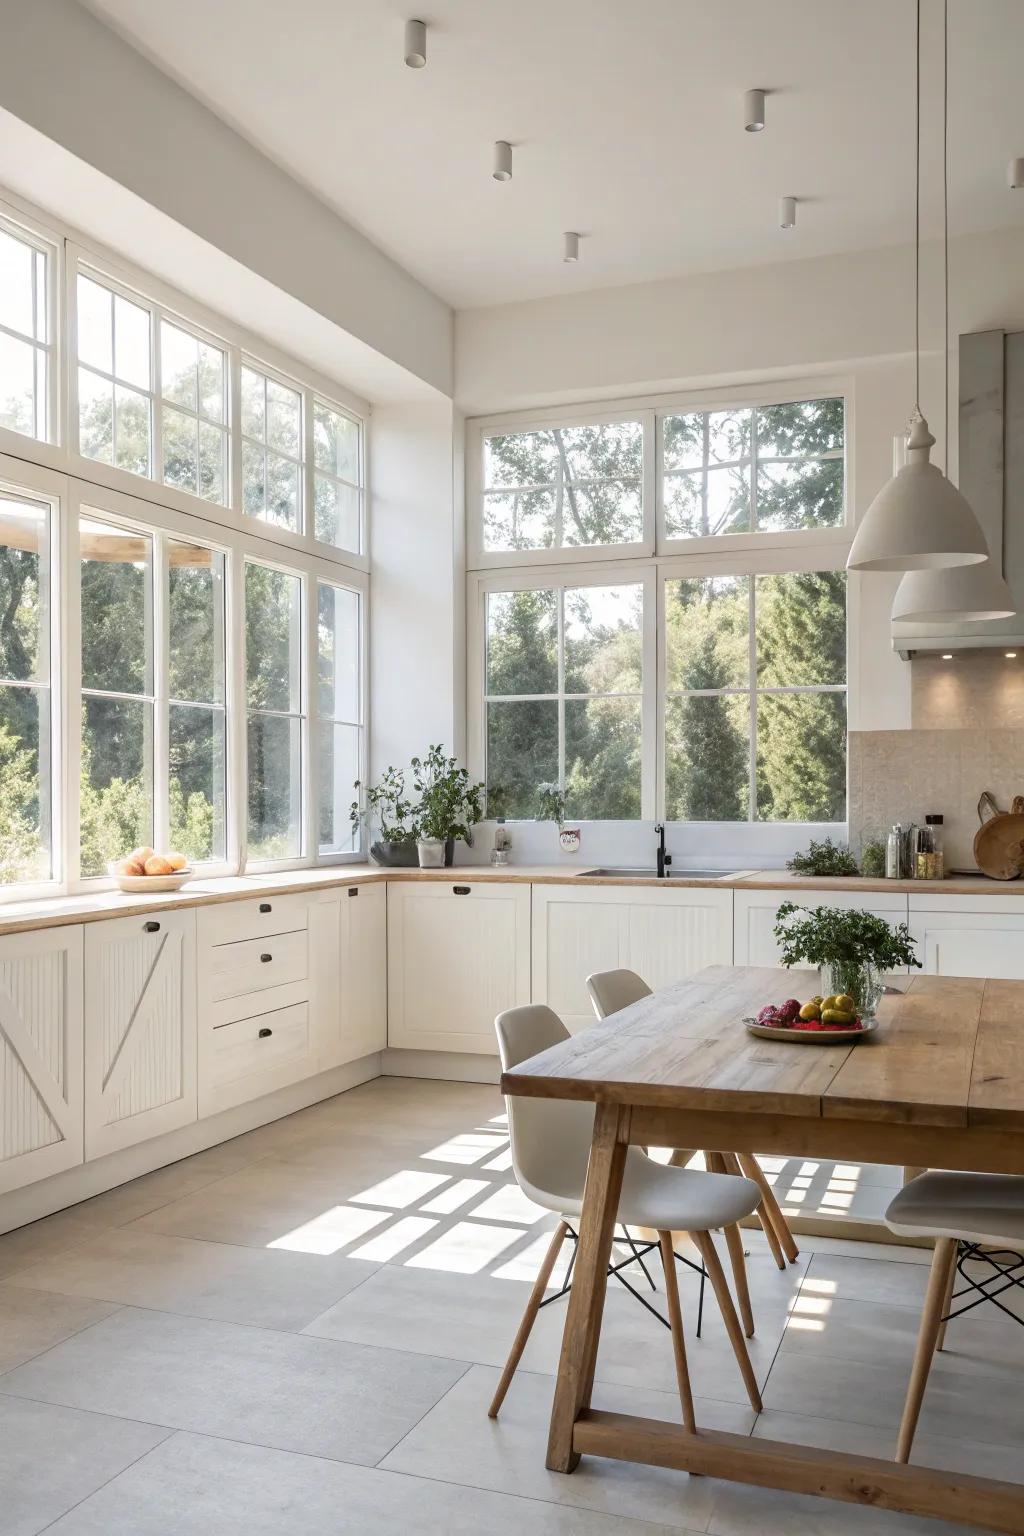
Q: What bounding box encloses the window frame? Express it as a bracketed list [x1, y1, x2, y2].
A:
[315, 577, 366, 858]
[0, 201, 61, 453]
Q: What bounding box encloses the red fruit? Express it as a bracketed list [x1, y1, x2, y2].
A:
[776, 998, 802, 1024]
[757, 1004, 780, 1024]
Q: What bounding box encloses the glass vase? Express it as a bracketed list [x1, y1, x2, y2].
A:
[819, 960, 883, 1019]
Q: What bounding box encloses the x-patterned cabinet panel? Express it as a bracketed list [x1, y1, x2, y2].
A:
[84, 909, 198, 1158]
[0, 926, 84, 1195]
[387, 880, 531, 1053]
[733, 888, 910, 969]
[531, 883, 733, 1032]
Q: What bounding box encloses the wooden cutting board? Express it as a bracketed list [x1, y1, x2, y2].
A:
[974, 792, 1024, 880]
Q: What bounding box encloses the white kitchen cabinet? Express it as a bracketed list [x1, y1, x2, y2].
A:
[0, 925, 85, 1195]
[387, 880, 531, 1053]
[734, 887, 910, 969]
[312, 881, 387, 1069]
[532, 883, 733, 1033]
[909, 896, 1024, 980]
[84, 909, 197, 1159]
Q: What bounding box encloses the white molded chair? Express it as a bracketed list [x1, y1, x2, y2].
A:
[586, 968, 800, 1270]
[488, 1002, 763, 1423]
[886, 1171, 1024, 1462]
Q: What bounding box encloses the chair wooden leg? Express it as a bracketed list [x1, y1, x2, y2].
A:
[489, 1220, 568, 1418]
[718, 1150, 785, 1270]
[722, 1221, 755, 1337]
[934, 1239, 958, 1354]
[896, 1236, 958, 1464]
[658, 1230, 696, 1432]
[735, 1151, 800, 1264]
[692, 1228, 763, 1413]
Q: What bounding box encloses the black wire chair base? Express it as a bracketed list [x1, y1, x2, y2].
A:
[943, 1241, 1024, 1331]
[538, 1224, 708, 1337]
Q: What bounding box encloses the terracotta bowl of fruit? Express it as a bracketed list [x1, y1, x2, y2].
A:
[743, 993, 876, 1044]
[108, 847, 194, 893]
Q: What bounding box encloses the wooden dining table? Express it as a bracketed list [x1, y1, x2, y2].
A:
[500, 964, 1024, 1535]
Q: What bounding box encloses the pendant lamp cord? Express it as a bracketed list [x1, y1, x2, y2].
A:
[914, 0, 921, 412]
[943, 0, 950, 473]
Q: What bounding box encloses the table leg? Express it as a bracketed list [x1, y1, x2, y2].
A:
[546, 1102, 628, 1473]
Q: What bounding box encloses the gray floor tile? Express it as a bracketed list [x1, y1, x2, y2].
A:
[0, 1396, 169, 1536]
[0, 1285, 118, 1375]
[42, 1428, 691, 1535]
[0, 1211, 108, 1282]
[753, 1406, 1024, 1485]
[0, 1306, 466, 1465]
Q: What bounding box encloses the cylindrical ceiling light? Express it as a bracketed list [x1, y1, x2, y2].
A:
[1009, 157, 1024, 190]
[779, 195, 797, 229]
[404, 19, 426, 68]
[563, 231, 580, 263]
[492, 141, 512, 182]
[744, 88, 766, 132]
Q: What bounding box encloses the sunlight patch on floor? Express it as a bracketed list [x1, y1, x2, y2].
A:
[267, 1205, 389, 1255]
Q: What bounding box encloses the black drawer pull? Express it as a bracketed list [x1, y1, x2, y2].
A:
[258, 1027, 273, 1039]
[259, 902, 272, 913]
[348, 887, 359, 897]
[453, 885, 471, 895]
[260, 952, 272, 963]
[143, 920, 160, 933]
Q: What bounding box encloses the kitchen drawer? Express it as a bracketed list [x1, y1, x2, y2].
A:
[204, 894, 309, 948]
[208, 1004, 310, 1090]
[209, 928, 308, 1002]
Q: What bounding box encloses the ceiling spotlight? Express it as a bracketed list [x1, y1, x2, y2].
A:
[1007, 651, 1018, 659]
[744, 88, 766, 132]
[492, 141, 512, 182]
[404, 19, 426, 68]
[1009, 158, 1024, 190]
[563, 231, 580, 263]
[779, 195, 797, 229]
[942, 653, 953, 660]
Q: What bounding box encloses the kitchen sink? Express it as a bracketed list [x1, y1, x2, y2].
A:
[582, 867, 735, 880]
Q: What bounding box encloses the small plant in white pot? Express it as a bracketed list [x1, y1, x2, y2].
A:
[538, 783, 580, 854]
[411, 745, 484, 868]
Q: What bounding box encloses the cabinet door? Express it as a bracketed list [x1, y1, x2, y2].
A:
[909, 906, 1024, 980]
[734, 889, 909, 968]
[311, 883, 387, 1070]
[532, 884, 733, 1032]
[387, 881, 531, 1053]
[85, 909, 197, 1157]
[0, 926, 84, 1195]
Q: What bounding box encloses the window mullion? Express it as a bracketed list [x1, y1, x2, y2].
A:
[303, 571, 316, 861]
[152, 308, 163, 490]
[557, 586, 566, 791]
[153, 532, 169, 854]
[228, 549, 248, 873]
[747, 578, 757, 825]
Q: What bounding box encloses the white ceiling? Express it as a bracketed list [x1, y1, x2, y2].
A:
[81, 0, 1024, 310]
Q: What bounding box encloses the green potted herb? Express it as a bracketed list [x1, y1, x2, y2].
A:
[411, 745, 484, 868]
[786, 838, 860, 877]
[773, 901, 921, 1017]
[350, 766, 420, 867]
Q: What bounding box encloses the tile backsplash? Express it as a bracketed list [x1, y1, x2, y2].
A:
[911, 653, 1024, 730]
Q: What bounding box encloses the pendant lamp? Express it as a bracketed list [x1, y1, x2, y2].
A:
[847, 0, 987, 574]
[892, 1, 1015, 623]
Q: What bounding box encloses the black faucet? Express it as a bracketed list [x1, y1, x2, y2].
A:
[655, 823, 672, 878]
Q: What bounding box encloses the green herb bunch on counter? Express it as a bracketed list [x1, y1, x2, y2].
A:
[786, 838, 860, 878]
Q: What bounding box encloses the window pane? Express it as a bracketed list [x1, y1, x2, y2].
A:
[317, 582, 359, 721]
[564, 584, 642, 694]
[756, 691, 846, 822]
[76, 276, 112, 374]
[242, 439, 265, 516]
[665, 576, 749, 692]
[0, 684, 49, 883]
[160, 321, 197, 410]
[556, 421, 642, 482]
[80, 695, 152, 876]
[198, 421, 226, 504]
[266, 451, 299, 530]
[162, 405, 198, 494]
[247, 713, 301, 859]
[245, 563, 301, 713]
[169, 543, 224, 704]
[663, 470, 703, 539]
[241, 365, 265, 439]
[562, 479, 642, 546]
[707, 408, 751, 464]
[319, 721, 360, 854]
[314, 475, 360, 552]
[483, 489, 555, 552]
[0, 332, 36, 437]
[0, 228, 34, 336]
[313, 400, 359, 481]
[80, 517, 151, 695]
[114, 384, 151, 476]
[756, 458, 843, 532]
[114, 294, 150, 390]
[170, 703, 226, 863]
[483, 422, 642, 550]
[486, 699, 558, 818]
[663, 413, 704, 472]
[756, 571, 846, 687]
[565, 697, 641, 819]
[77, 368, 113, 464]
[705, 463, 750, 535]
[485, 589, 557, 696]
[665, 693, 750, 822]
[0, 495, 48, 682]
[266, 378, 300, 456]
[757, 398, 844, 458]
[485, 430, 559, 488]
[199, 344, 225, 423]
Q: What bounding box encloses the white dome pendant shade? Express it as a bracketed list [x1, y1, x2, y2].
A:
[892, 556, 1015, 623]
[847, 411, 988, 572]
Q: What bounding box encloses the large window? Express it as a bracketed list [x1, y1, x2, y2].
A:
[0, 220, 52, 443]
[317, 581, 362, 853]
[0, 491, 53, 881]
[241, 364, 303, 533]
[245, 561, 304, 861]
[313, 399, 361, 555]
[168, 540, 227, 863]
[161, 321, 228, 505]
[77, 273, 153, 478]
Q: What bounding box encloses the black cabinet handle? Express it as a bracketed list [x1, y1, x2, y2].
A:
[258, 1027, 272, 1039]
[143, 920, 160, 933]
[259, 902, 272, 913]
[348, 887, 359, 897]
[453, 885, 471, 895]
[260, 952, 272, 963]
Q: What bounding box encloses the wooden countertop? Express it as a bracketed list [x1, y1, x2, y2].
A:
[0, 861, 1021, 938]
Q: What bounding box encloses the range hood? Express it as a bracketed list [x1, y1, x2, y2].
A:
[893, 329, 1024, 658]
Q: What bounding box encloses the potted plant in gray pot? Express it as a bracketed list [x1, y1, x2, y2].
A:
[411, 745, 484, 868]
[350, 766, 420, 867]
